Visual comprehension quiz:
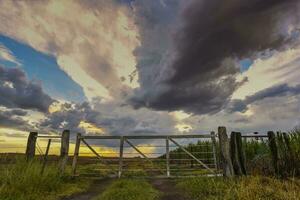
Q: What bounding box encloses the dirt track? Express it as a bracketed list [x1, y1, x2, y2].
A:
[62, 179, 113, 200]
[151, 179, 185, 200]
[62, 178, 185, 200]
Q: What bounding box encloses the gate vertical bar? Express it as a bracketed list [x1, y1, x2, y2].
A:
[166, 137, 170, 177]
[118, 136, 124, 178]
[72, 133, 81, 176]
[211, 131, 218, 171]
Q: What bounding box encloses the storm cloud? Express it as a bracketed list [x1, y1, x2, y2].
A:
[0, 65, 55, 112]
[227, 83, 300, 113]
[130, 0, 300, 114]
[0, 108, 30, 129]
[41, 99, 177, 136]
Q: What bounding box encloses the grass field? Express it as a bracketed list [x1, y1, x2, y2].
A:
[1, 159, 300, 200]
[1, 129, 300, 200]
[0, 159, 91, 200]
[177, 176, 300, 200]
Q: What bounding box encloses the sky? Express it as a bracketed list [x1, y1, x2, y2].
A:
[0, 0, 300, 153]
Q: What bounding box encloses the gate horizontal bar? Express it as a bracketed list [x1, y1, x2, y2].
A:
[36, 135, 62, 139]
[80, 134, 212, 140]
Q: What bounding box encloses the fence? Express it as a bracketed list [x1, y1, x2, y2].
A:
[23, 130, 70, 173]
[0, 127, 294, 178]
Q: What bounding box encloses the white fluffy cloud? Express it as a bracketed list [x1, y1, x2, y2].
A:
[0, 0, 140, 100]
[0, 43, 21, 65]
[233, 47, 300, 99]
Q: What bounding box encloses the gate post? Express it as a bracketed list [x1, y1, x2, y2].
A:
[236, 132, 246, 175]
[26, 132, 38, 160]
[218, 127, 234, 177]
[166, 137, 170, 177]
[72, 133, 81, 176]
[268, 131, 279, 176]
[60, 130, 70, 174]
[118, 136, 124, 178]
[230, 132, 242, 175]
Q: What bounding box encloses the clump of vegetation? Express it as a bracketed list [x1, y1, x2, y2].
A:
[242, 139, 272, 175]
[241, 128, 300, 177]
[0, 158, 90, 200]
[177, 176, 300, 200]
[277, 128, 300, 177]
[94, 179, 160, 200]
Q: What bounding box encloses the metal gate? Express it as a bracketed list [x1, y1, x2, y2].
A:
[72, 133, 219, 178]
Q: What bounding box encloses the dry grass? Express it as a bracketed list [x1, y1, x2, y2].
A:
[177, 176, 300, 200]
[0, 158, 91, 200]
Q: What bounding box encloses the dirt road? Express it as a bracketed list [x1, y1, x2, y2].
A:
[151, 179, 186, 200]
[62, 179, 113, 200]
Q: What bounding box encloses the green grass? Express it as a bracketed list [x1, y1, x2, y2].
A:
[177, 176, 300, 200]
[0, 159, 91, 200]
[93, 179, 160, 200]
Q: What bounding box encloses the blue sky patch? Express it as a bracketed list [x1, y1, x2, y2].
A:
[239, 58, 253, 73]
[0, 35, 86, 103]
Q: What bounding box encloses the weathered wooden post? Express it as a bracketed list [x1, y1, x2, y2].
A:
[218, 127, 234, 177]
[26, 132, 38, 160]
[230, 132, 242, 175]
[268, 131, 279, 176]
[60, 130, 70, 174]
[236, 132, 246, 175]
[72, 133, 81, 176]
[230, 132, 246, 175]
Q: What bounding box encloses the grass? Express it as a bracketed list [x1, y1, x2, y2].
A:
[0, 158, 91, 200]
[177, 176, 300, 200]
[93, 179, 160, 200]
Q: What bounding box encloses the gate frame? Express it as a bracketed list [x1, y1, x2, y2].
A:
[71, 134, 218, 177]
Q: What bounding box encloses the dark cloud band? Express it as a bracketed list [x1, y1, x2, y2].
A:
[0, 65, 55, 112]
[130, 0, 300, 114]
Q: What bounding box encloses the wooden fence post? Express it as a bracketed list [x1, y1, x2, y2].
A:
[72, 133, 81, 176]
[26, 132, 38, 160]
[236, 132, 246, 175]
[230, 132, 246, 175]
[60, 130, 70, 174]
[268, 131, 279, 176]
[230, 132, 242, 175]
[218, 127, 234, 177]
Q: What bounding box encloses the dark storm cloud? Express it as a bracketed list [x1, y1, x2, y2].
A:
[40, 102, 97, 133]
[227, 83, 300, 113]
[130, 0, 300, 114]
[40, 102, 139, 136]
[41, 100, 177, 137]
[0, 65, 55, 112]
[0, 109, 29, 129]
